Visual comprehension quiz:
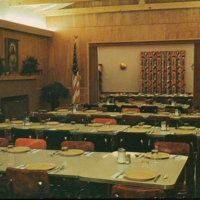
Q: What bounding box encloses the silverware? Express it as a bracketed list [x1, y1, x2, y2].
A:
[154, 174, 161, 182]
[135, 153, 141, 157]
[115, 172, 124, 178]
[53, 164, 65, 173]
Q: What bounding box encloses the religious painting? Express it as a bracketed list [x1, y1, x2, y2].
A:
[5, 38, 19, 73]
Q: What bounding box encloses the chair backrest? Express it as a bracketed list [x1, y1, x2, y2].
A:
[145, 114, 171, 126]
[121, 114, 145, 126]
[179, 116, 200, 127]
[11, 127, 37, 144]
[116, 131, 149, 152]
[0, 137, 8, 147]
[6, 167, 50, 198]
[91, 106, 107, 112]
[140, 106, 158, 113]
[61, 140, 94, 151]
[14, 138, 47, 149]
[111, 184, 166, 198]
[43, 130, 72, 150]
[67, 113, 90, 124]
[165, 106, 185, 114]
[82, 134, 112, 152]
[50, 115, 71, 123]
[92, 118, 117, 125]
[121, 107, 140, 113]
[34, 113, 54, 122]
[102, 104, 120, 112]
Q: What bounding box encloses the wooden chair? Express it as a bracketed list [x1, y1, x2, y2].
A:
[14, 138, 47, 149]
[61, 140, 94, 151]
[111, 184, 166, 198]
[102, 104, 120, 112]
[0, 137, 8, 147]
[154, 141, 194, 197]
[121, 107, 140, 113]
[6, 167, 51, 199]
[43, 130, 72, 150]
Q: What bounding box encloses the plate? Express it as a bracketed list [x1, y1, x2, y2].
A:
[46, 121, 60, 125]
[174, 130, 194, 135]
[25, 163, 56, 170]
[135, 125, 151, 129]
[124, 170, 155, 181]
[0, 124, 10, 128]
[11, 120, 23, 124]
[59, 149, 84, 156]
[97, 128, 115, 132]
[88, 123, 103, 127]
[145, 152, 170, 159]
[179, 126, 196, 130]
[129, 129, 150, 133]
[28, 125, 46, 129]
[56, 126, 75, 131]
[7, 146, 30, 153]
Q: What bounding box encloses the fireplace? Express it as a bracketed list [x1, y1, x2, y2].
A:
[1, 95, 29, 120]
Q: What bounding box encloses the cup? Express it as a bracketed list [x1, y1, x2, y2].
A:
[5, 119, 10, 124]
[141, 158, 149, 170]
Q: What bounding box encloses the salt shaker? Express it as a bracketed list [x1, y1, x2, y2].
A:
[117, 148, 126, 164]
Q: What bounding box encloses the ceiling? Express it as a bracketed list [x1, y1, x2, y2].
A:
[8, 0, 200, 17]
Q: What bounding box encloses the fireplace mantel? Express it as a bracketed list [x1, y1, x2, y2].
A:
[0, 74, 38, 81]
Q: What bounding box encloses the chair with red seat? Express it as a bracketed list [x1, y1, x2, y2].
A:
[111, 184, 166, 198]
[61, 140, 95, 151]
[0, 137, 8, 147]
[92, 118, 117, 125]
[14, 138, 47, 149]
[154, 141, 193, 197]
[6, 167, 51, 199]
[121, 114, 145, 127]
[34, 112, 54, 122]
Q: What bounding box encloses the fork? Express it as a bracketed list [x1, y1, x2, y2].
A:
[53, 164, 65, 173]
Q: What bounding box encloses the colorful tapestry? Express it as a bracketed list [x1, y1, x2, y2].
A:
[139, 51, 186, 95]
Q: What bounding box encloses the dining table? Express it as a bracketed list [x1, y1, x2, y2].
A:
[0, 147, 188, 192]
[78, 151, 188, 190]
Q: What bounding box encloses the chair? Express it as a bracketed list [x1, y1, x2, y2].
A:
[43, 130, 72, 150]
[6, 167, 51, 199]
[34, 112, 54, 122]
[11, 127, 37, 144]
[83, 103, 99, 110]
[145, 114, 171, 127]
[14, 138, 47, 149]
[111, 184, 166, 198]
[154, 141, 195, 197]
[60, 141, 95, 198]
[121, 114, 145, 126]
[102, 104, 120, 112]
[165, 106, 185, 114]
[0, 130, 5, 137]
[116, 131, 149, 152]
[92, 118, 117, 125]
[82, 133, 112, 152]
[61, 140, 95, 151]
[178, 116, 200, 127]
[140, 105, 158, 113]
[67, 113, 90, 124]
[50, 115, 72, 123]
[90, 106, 107, 112]
[0, 137, 8, 147]
[121, 107, 140, 113]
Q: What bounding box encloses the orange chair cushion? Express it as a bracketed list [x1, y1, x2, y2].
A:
[15, 138, 47, 149]
[61, 140, 94, 151]
[92, 118, 117, 125]
[0, 137, 8, 147]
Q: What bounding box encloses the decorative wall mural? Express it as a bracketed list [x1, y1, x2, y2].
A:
[139, 51, 186, 95]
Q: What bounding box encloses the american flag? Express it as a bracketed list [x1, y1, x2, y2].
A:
[72, 36, 80, 104]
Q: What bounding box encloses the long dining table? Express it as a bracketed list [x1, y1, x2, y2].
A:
[0, 147, 188, 192]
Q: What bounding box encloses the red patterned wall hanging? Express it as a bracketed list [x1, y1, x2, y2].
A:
[139, 51, 186, 94]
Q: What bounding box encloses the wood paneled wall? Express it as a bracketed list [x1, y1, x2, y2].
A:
[46, 8, 200, 106]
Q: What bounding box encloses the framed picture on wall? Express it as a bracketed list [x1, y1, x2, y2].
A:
[5, 38, 19, 73]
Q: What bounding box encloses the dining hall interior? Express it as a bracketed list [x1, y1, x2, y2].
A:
[2, 0, 200, 198]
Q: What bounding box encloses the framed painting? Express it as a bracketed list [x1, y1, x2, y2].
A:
[5, 38, 19, 73]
